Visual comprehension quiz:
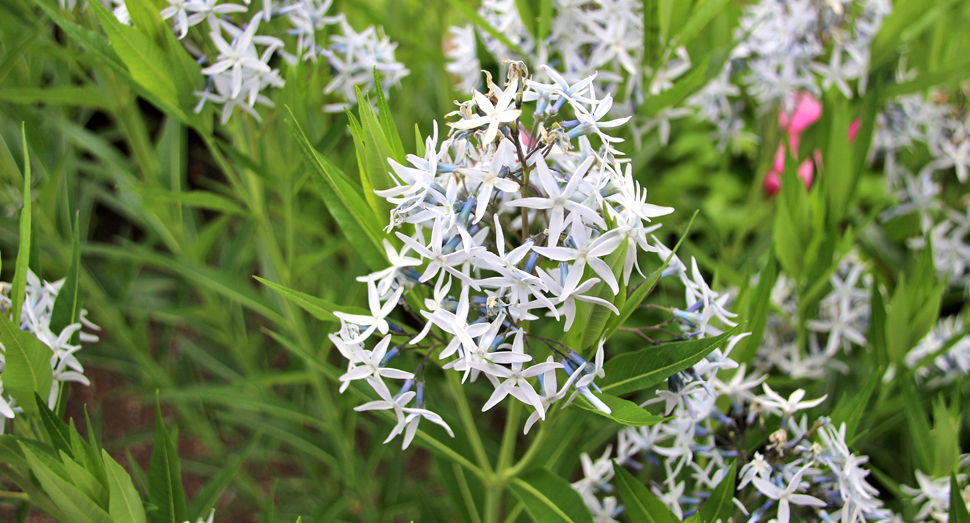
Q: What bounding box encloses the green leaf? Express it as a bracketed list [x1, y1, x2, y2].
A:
[444, 0, 528, 57]
[951, 475, 970, 523]
[658, 0, 673, 43]
[51, 216, 83, 339]
[61, 450, 109, 510]
[372, 68, 406, 162]
[508, 469, 594, 523]
[573, 392, 668, 427]
[88, 0, 179, 108]
[148, 400, 187, 523]
[612, 463, 678, 523]
[603, 211, 696, 339]
[677, 0, 731, 46]
[11, 124, 32, 326]
[0, 435, 29, 469]
[639, 50, 728, 117]
[829, 373, 878, 445]
[0, 87, 113, 109]
[286, 108, 389, 272]
[129, 189, 247, 215]
[124, 0, 168, 45]
[0, 316, 53, 415]
[354, 89, 398, 220]
[602, 328, 738, 395]
[70, 418, 108, 491]
[104, 450, 148, 523]
[698, 461, 737, 523]
[733, 256, 776, 366]
[35, 394, 73, 458]
[538, 0, 552, 43]
[253, 276, 368, 322]
[20, 444, 112, 523]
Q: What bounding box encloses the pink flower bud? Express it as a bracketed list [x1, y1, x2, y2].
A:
[788, 92, 822, 134]
[773, 143, 786, 173]
[797, 158, 814, 190]
[848, 118, 861, 143]
[764, 170, 782, 196]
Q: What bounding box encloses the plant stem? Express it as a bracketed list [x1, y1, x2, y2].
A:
[446, 371, 494, 476]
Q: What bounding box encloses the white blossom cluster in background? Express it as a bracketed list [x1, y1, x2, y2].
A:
[758, 251, 872, 380]
[323, 61, 738, 449]
[0, 270, 99, 433]
[874, 74, 970, 295]
[67, 0, 409, 122]
[445, 0, 891, 151]
[572, 333, 897, 522]
[444, 0, 699, 147]
[904, 315, 970, 388]
[901, 468, 970, 523]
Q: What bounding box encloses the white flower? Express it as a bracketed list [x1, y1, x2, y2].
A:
[757, 384, 827, 419]
[751, 466, 827, 523]
[449, 79, 522, 144]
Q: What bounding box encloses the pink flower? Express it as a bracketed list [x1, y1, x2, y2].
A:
[797, 158, 814, 190]
[764, 170, 782, 196]
[787, 92, 822, 134]
[848, 118, 861, 143]
[773, 143, 787, 173]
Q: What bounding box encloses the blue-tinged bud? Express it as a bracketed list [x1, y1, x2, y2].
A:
[524, 252, 539, 274]
[673, 308, 703, 325]
[668, 372, 684, 393]
[415, 381, 425, 408]
[567, 350, 589, 369]
[401, 267, 422, 283]
[443, 234, 463, 254]
[551, 96, 569, 114]
[535, 373, 546, 396]
[436, 162, 458, 174]
[559, 261, 569, 287]
[458, 196, 475, 226]
[488, 335, 505, 351]
[387, 322, 405, 334]
[395, 379, 414, 399]
[686, 300, 704, 313]
[380, 346, 401, 367]
[441, 299, 459, 313]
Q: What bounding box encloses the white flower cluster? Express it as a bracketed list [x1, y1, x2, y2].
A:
[904, 315, 970, 387]
[761, 252, 872, 380]
[0, 270, 99, 433]
[573, 351, 896, 523]
[688, 0, 890, 150]
[444, 0, 696, 147]
[902, 469, 970, 522]
[876, 79, 970, 294]
[329, 62, 692, 449]
[446, 0, 892, 152]
[90, 0, 411, 123]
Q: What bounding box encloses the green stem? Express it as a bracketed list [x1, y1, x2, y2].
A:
[497, 400, 521, 473]
[505, 414, 553, 479]
[447, 371, 493, 476]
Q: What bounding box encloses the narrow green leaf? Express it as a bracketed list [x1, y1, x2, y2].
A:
[104, 450, 148, 523]
[0, 316, 53, 415]
[372, 68, 406, 162]
[951, 475, 970, 523]
[603, 211, 696, 339]
[677, 0, 731, 46]
[444, 0, 528, 57]
[11, 125, 31, 326]
[253, 276, 368, 322]
[538, 0, 552, 43]
[602, 328, 738, 395]
[88, 0, 179, 106]
[508, 469, 594, 523]
[20, 444, 112, 523]
[733, 256, 776, 366]
[0, 435, 29, 469]
[612, 463, 678, 523]
[0, 87, 113, 108]
[355, 88, 398, 220]
[61, 450, 109, 510]
[830, 374, 878, 444]
[50, 216, 82, 338]
[130, 188, 247, 215]
[70, 418, 108, 491]
[658, 0, 673, 43]
[573, 392, 668, 427]
[698, 461, 737, 523]
[286, 108, 389, 272]
[148, 400, 187, 523]
[35, 394, 73, 458]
